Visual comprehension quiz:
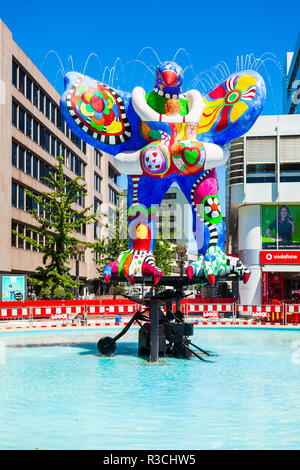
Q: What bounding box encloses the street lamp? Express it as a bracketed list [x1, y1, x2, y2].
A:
[75, 242, 86, 299]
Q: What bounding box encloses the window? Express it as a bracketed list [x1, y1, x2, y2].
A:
[11, 221, 17, 247]
[18, 224, 24, 249]
[26, 151, 32, 175]
[95, 149, 102, 168]
[18, 185, 24, 210]
[39, 90, 44, 113]
[12, 141, 17, 166]
[26, 114, 32, 138]
[45, 130, 50, 153]
[12, 101, 18, 126]
[51, 102, 56, 124]
[51, 135, 55, 156]
[12, 181, 17, 207]
[45, 97, 50, 118]
[18, 146, 24, 172]
[12, 60, 18, 87]
[94, 173, 101, 192]
[33, 83, 39, 107]
[39, 125, 45, 149]
[25, 228, 31, 250]
[246, 163, 276, 183]
[33, 120, 38, 143]
[32, 156, 38, 179]
[18, 107, 25, 133]
[18, 68, 25, 94]
[109, 186, 118, 205]
[26, 193, 33, 212]
[26, 76, 32, 101]
[56, 140, 61, 157]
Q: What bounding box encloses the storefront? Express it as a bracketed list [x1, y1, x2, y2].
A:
[260, 250, 300, 303]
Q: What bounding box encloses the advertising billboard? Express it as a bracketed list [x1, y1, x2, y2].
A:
[1, 275, 26, 301]
[261, 205, 300, 250]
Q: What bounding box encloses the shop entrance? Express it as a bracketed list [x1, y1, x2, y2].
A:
[262, 271, 300, 304]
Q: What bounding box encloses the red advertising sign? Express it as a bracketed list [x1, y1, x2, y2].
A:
[260, 250, 300, 264]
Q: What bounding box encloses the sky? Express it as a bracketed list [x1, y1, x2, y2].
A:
[1, 0, 300, 213]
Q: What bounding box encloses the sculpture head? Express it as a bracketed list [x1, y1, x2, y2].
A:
[154, 61, 184, 96]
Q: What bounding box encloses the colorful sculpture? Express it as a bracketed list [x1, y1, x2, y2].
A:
[60, 60, 266, 286]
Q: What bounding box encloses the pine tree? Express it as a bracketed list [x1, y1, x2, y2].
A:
[12, 156, 96, 299]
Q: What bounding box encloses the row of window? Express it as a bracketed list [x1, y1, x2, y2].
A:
[12, 58, 85, 153]
[12, 100, 85, 178]
[11, 221, 86, 253]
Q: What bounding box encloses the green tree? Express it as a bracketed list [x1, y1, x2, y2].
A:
[12, 156, 96, 299]
[154, 236, 177, 276]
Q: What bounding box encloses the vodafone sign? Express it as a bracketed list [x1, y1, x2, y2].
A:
[260, 250, 300, 264]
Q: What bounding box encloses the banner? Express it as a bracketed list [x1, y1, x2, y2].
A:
[1, 275, 26, 301]
[262, 205, 300, 250]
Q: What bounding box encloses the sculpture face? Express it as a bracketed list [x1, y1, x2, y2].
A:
[60, 59, 266, 286]
[154, 61, 184, 96]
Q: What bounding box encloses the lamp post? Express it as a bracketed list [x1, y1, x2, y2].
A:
[75, 242, 86, 299]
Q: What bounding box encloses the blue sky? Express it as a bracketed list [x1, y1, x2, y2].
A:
[1, 0, 299, 213]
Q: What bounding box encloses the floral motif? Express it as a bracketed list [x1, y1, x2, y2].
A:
[198, 74, 257, 134]
[71, 83, 123, 134]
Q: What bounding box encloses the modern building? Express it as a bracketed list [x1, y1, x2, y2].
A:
[283, 32, 300, 115]
[0, 19, 121, 297]
[226, 114, 300, 305]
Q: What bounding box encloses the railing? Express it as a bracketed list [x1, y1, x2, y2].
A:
[0, 299, 300, 326]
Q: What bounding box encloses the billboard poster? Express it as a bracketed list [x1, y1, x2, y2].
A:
[262, 205, 300, 250]
[1, 275, 26, 301]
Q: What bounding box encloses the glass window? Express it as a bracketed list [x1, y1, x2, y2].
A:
[12, 60, 18, 87]
[18, 107, 25, 132]
[18, 185, 24, 210]
[56, 140, 60, 157]
[26, 151, 32, 175]
[18, 68, 25, 94]
[51, 102, 56, 124]
[33, 83, 39, 107]
[32, 156, 38, 179]
[33, 120, 38, 143]
[18, 224, 24, 249]
[45, 96, 50, 118]
[26, 114, 32, 138]
[82, 141, 86, 154]
[39, 90, 44, 113]
[45, 131, 50, 153]
[39, 128, 44, 150]
[12, 101, 18, 126]
[26, 76, 32, 101]
[12, 141, 17, 166]
[19, 146, 24, 171]
[246, 163, 276, 183]
[39, 160, 45, 181]
[26, 193, 33, 212]
[51, 135, 55, 156]
[11, 221, 17, 247]
[11, 181, 17, 207]
[25, 228, 31, 250]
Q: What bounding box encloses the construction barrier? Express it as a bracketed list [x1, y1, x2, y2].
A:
[0, 299, 300, 325]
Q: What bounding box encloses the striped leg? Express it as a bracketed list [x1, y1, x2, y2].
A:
[186, 169, 250, 285]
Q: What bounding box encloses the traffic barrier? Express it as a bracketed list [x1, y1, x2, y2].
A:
[1, 299, 300, 325]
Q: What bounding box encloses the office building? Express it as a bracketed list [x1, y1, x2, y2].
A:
[0, 20, 121, 296]
[226, 114, 300, 305]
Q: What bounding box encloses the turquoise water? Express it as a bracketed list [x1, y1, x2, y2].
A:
[1, 327, 300, 450]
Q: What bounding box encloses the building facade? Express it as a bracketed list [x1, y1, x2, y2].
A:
[283, 32, 300, 115]
[226, 114, 300, 305]
[0, 20, 121, 297]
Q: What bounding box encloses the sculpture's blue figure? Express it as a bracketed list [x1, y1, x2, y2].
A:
[60, 61, 266, 286]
